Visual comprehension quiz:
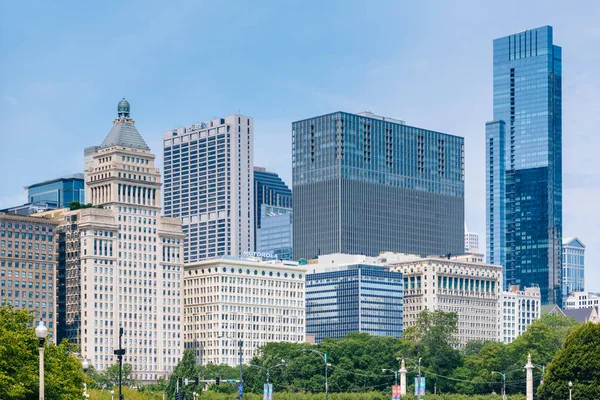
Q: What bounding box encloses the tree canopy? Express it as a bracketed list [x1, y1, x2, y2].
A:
[537, 322, 600, 400]
[0, 304, 87, 399]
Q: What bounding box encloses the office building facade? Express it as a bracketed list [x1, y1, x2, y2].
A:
[26, 174, 85, 208]
[293, 111, 464, 260]
[501, 285, 541, 344]
[306, 264, 403, 343]
[163, 115, 254, 262]
[253, 167, 292, 246]
[465, 230, 480, 254]
[562, 237, 585, 298]
[256, 205, 293, 260]
[486, 26, 563, 305]
[37, 99, 185, 382]
[388, 254, 502, 346]
[0, 213, 58, 341]
[564, 291, 599, 314]
[183, 257, 306, 366]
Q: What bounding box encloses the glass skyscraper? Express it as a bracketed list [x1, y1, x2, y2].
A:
[306, 264, 403, 343]
[293, 111, 464, 260]
[486, 26, 562, 305]
[256, 205, 293, 260]
[562, 237, 585, 298]
[26, 174, 85, 207]
[253, 167, 292, 247]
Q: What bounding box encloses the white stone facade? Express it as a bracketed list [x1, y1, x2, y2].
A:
[183, 257, 306, 366]
[388, 254, 502, 347]
[501, 285, 541, 343]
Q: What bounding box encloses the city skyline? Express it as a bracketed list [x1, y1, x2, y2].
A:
[2, 1, 600, 290]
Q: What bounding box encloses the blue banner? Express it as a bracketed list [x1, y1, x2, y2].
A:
[238, 383, 243, 396]
[414, 377, 426, 395]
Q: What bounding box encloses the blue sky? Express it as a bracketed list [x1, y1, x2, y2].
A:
[1, 0, 600, 291]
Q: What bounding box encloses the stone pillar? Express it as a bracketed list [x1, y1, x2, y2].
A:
[399, 359, 408, 396]
[525, 353, 534, 400]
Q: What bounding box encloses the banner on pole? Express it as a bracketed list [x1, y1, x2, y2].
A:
[263, 383, 273, 400]
[392, 384, 401, 400]
[414, 377, 426, 395]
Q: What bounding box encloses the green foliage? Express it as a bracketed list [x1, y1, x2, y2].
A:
[537, 322, 600, 400]
[69, 201, 103, 210]
[0, 304, 87, 399]
[89, 387, 163, 399]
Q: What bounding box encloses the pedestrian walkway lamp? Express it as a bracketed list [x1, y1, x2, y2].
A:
[569, 381, 573, 400]
[382, 369, 399, 385]
[491, 371, 506, 400]
[302, 349, 330, 400]
[35, 321, 48, 400]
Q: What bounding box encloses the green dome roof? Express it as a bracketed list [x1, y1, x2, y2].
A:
[118, 98, 130, 118]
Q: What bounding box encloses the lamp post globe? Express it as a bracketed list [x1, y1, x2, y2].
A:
[82, 358, 90, 372]
[36, 321, 48, 342]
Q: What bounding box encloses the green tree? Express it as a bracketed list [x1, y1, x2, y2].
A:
[537, 322, 600, 400]
[402, 310, 462, 393]
[167, 349, 203, 399]
[0, 304, 87, 399]
[103, 363, 134, 387]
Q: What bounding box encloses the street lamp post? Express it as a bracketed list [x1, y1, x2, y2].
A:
[82, 358, 91, 398]
[110, 390, 115, 400]
[35, 321, 48, 400]
[492, 371, 507, 400]
[302, 349, 330, 400]
[113, 326, 126, 400]
[398, 357, 423, 400]
[569, 381, 573, 400]
[382, 369, 399, 385]
[218, 334, 244, 399]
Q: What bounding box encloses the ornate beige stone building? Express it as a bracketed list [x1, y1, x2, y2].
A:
[38, 99, 185, 382]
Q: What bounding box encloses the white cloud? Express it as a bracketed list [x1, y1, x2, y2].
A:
[4, 96, 20, 106]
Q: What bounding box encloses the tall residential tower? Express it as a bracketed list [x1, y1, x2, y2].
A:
[293, 111, 464, 259]
[486, 26, 562, 305]
[163, 115, 254, 262]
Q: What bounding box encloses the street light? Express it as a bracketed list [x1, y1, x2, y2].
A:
[249, 359, 287, 383]
[218, 334, 244, 399]
[302, 349, 330, 400]
[35, 321, 48, 400]
[569, 381, 573, 400]
[382, 369, 399, 386]
[82, 359, 91, 399]
[398, 357, 422, 400]
[110, 390, 115, 400]
[491, 371, 507, 400]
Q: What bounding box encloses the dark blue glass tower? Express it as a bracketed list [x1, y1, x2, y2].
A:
[253, 167, 292, 246]
[486, 26, 562, 305]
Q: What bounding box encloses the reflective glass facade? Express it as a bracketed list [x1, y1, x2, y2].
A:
[305, 265, 403, 342]
[256, 205, 293, 260]
[253, 167, 292, 249]
[486, 26, 562, 305]
[562, 237, 585, 298]
[26, 174, 85, 208]
[293, 112, 465, 259]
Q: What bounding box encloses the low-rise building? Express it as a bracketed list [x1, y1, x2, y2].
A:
[501, 285, 541, 344]
[388, 254, 502, 347]
[184, 256, 306, 366]
[306, 262, 403, 343]
[564, 291, 600, 314]
[0, 213, 58, 340]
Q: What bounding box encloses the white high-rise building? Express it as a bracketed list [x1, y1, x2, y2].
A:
[183, 256, 306, 366]
[464, 228, 480, 254]
[163, 115, 254, 263]
[50, 99, 186, 382]
[501, 285, 541, 344]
